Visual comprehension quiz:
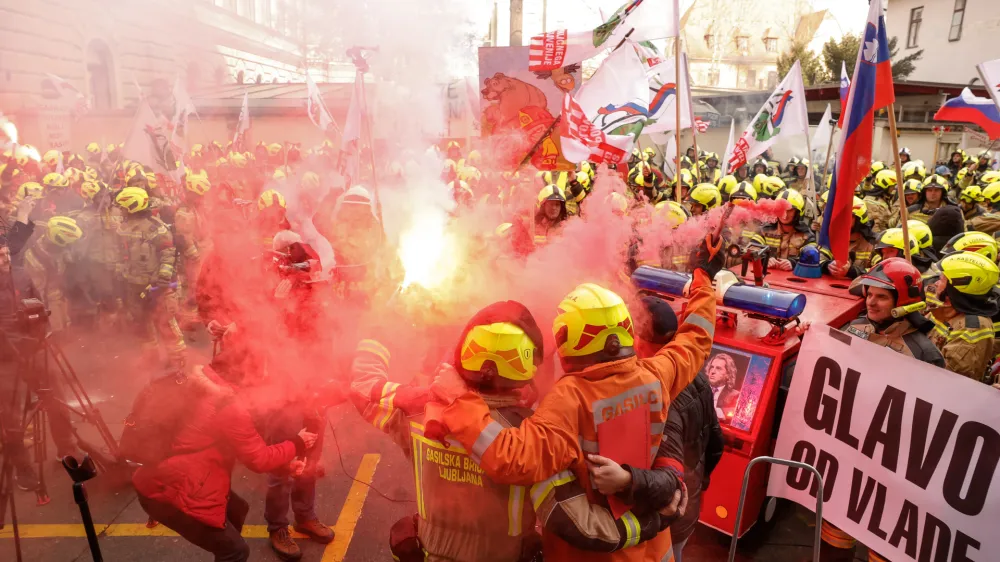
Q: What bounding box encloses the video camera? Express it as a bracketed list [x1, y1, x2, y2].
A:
[15, 298, 50, 339]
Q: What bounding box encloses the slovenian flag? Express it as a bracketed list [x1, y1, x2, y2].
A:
[837, 61, 850, 128]
[933, 88, 1000, 140]
[820, 0, 895, 264]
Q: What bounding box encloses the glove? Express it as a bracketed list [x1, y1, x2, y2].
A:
[690, 233, 725, 279]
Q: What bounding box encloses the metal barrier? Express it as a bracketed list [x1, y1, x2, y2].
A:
[726, 456, 825, 562]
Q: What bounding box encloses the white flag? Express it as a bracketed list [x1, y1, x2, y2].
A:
[662, 134, 678, 177]
[575, 44, 650, 137]
[811, 104, 833, 161]
[43, 73, 89, 115]
[233, 91, 251, 151]
[528, 0, 679, 72]
[560, 92, 634, 164]
[122, 100, 176, 174]
[722, 119, 735, 175]
[727, 60, 810, 172]
[306, 74, 338, 135]
[976, 58, 1000, 113]
[643, 55, 692, 134]
[338, 71, 366, 180]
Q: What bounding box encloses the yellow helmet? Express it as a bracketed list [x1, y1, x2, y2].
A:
[116, 187, 150, 213]
[903, 179, 924, 196]
[185, 173, 211, 196]
[228, 152, 248, 168]
[494, 223, 513, 238]
[47, 216, 83, 247]
[267, 143, 283, 157]
[466, 150, 482, 166]
[580, 161, 595, 179]
[273, 168, 287, 181]
[42, 150, 61, 168]
[537, 184, 567, 206]
[938, 252, 1000, 296]
[941, 231, 999, 262]
[983, 182, 1000, 204]
[553, 283, 634, 358]
[752, 173, 770, 193]
[258, 189, 286, 211]
[459, 322, 538, 387]
[874, 228, 920, 256]
[17, 181, 44, 200]
[673, 169, 693, 189]
[959, 185, 985, 203]
[42, 172, 69, 189]
[906, 220, 933, 250]
[655, 200, 688, 227]
[85, 142, 102, 156]
[79, 180, 102, 200]
[729, 181, 758, 202]
[717, 174, 738, 195]
[688, 183, 721, 209]
[301, 172, 321, 191]
[902, 161, 927, 181]
[574, 171, 592, 191]
[852, 198, 870, 225]
[869, 161, 886, 177]
[761, 176, 785, 197]
[606, 192, 629, 215]
[777, 188, 805, 213]
[923, 174, 950, 190]
[873, 170, 897, 191]
[145, 172, 158, 190]
[979, 170, 1000, 187]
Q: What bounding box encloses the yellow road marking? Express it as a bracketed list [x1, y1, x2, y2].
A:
[0, 523, 309, 539]
[0, 453, 382, 551]
[321, 453, 381, 562]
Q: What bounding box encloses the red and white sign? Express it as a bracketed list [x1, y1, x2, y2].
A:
[529, 30, 570, 71]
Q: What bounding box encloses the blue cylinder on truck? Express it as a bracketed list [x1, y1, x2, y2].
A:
[631, 265, 807, 319]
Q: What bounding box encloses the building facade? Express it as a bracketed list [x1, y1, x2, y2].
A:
[886, 0, 1000, 85]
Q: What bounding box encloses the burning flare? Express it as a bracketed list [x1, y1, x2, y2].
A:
[398, 211, 460, 290]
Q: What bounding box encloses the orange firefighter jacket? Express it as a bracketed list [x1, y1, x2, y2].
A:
[437, 271, 718, 562]
[349, 340, 666, 561]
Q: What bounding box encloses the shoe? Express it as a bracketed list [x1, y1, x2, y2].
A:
[269, 527, 302, 561]
[293, 519, 335, 544]
[15, 464, 39, 492]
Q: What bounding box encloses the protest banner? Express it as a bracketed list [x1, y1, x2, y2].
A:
[767, 327, 1000, 562]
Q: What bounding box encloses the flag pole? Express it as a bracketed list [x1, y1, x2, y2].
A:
[820, 122, 836, 195]
[887, 104, 913, 263]
[674, 37, 683, 202]
[682, 48, 701, 182]
[804, 126, 818, 218]
[359, 76, 385, 227]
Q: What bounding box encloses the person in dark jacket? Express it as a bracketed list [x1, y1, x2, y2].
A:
[132, 333, 318, 562]
[588, 296, 724, 562]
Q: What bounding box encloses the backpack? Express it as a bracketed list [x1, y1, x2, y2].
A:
[118, 369, 203, 466]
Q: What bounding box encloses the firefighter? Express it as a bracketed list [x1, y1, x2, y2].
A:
[699, 152, 721, 184]
[907, 174, 954, 224]
[901, 160, 927, 183]
[69, 180, 123, 326]
[350, 302, 676, 562]
[824, 200, 875, 279]
[969, 181, 1000, 235]
[686, 183, 721, 217]
[174, 173, 212, 328]
[835, 258, 945, 562]
[862, 170, 896, 232]
[672, 169, 694, 202]
[889, 179, 923, 227]
[871, 228, 920, 267]
[533, 184, 569, 246]
[866, 161, 886, 192]
[751, 158, 770, 177]
[958, 184, 987, 225]
[257, 189, 290, 249]
[761, 188, 815, 270]
[904, 219, 939, 274]
[946, 149, 967, 180]
[926, 252, 998, 380]
[899, 146, 912, 165]
[630, 163, 666, 204]
[565, 171, 591, 216]
[654, 200, 691, 272]
[115, 186, 186, 366]
[23, 216, 84, 335]
[430, 237, 722, 562]
[787, 158, 811, 194]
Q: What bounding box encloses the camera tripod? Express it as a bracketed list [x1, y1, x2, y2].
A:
[0, 415, 26, 562]
[6, 331, 119, 506]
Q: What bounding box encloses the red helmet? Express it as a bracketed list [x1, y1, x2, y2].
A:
[856, 258, 923, 307]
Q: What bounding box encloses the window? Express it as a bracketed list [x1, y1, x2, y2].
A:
[764, 38, 777, 53]
[907, 7, 922, 48]
[736, 36, 749, 53]
[747, 69, 757, 89]
[86, 40, 115, 110]
[767, 71, 778, 90]
[707, 67, 720, 87]
[949, 0, 965, 42]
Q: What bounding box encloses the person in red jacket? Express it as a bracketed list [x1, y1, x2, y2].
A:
[132, 334, 317, 562]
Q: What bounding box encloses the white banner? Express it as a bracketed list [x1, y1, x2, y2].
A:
[768, 327, 1000, 562]
[728, 60, 809, 172]
[642, 55, 692, 134]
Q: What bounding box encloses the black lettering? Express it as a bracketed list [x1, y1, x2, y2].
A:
[952, 531, 981, 562]
[846, 468, 876, 524]
[888, 500, 919, 559]
[918, 512, 951, 562]
[834, 368, 861, 449]
[804, 356, 840, 434]
[943, 421, 1000, 516]
[906, 400, 958, 490]
[861, 386, 905, 472]
[866, 480, 889, 540]
[787, 440, 817, 492]
[810, 449, 839, 503]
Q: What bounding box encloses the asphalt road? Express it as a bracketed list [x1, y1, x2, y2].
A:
[0, 328, 869, 562]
